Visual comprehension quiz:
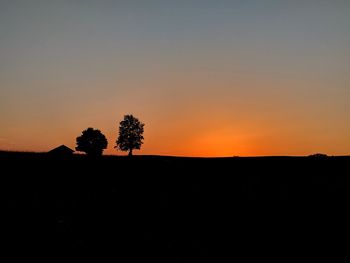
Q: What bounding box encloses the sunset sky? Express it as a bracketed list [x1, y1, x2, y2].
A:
[1, 1, 349, 156]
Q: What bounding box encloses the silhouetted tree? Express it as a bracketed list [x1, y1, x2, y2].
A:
[76, 128, 108, 157]
[115, 115, 144, 156]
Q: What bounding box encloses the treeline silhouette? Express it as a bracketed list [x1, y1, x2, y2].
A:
[76, 114, 144, 156]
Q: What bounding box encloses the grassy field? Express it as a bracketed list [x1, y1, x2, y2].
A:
[2, 151, 349, 260]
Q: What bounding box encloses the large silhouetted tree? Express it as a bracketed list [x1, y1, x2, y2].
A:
[76, 128, 108, 157]
[115, 115, 144, 156]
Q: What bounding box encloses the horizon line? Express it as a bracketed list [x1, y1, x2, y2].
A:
[1, 150, 349, 158]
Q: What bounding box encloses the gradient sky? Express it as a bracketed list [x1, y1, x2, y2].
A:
[1, 0, 350, 156]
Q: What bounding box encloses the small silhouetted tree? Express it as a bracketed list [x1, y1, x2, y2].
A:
[76, 128, 108, 157]
[115, 115, 144, 156]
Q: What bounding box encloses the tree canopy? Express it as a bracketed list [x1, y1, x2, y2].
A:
[115, 115, 144, 156]
[76, 127, 108, 156]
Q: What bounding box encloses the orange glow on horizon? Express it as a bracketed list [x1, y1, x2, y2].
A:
[1, 110, 349, 157]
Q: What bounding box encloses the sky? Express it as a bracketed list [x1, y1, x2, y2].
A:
[1, 0, 350, 156]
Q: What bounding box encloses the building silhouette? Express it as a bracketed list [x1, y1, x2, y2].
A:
[48, 145, 74, 156]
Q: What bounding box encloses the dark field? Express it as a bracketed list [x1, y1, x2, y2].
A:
[2, 151, 350, 260]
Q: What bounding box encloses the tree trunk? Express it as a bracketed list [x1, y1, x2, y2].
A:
[128, 149, 133, 156]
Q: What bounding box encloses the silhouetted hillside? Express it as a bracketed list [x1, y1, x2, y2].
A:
[2, 151, 349, 260]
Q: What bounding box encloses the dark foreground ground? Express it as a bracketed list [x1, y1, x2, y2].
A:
[2, 151, 350, 260]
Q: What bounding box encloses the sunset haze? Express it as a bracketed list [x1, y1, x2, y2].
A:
[1, 1, 349, 156]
